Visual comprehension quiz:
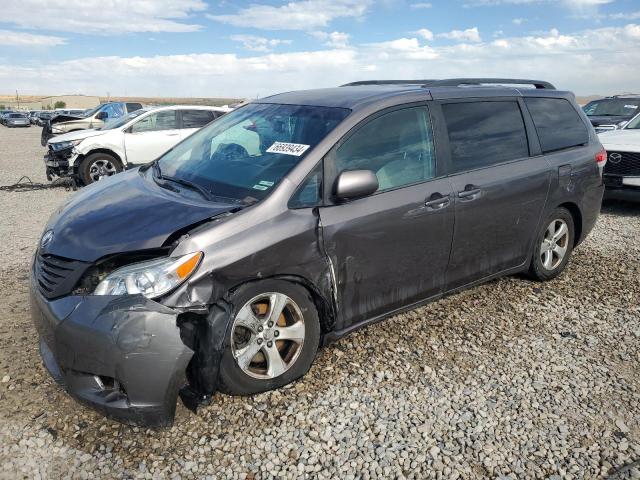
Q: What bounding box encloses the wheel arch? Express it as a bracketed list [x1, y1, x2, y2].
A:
[557, 201, 583, 247]
[226, 274, 336, 335]
[74, 148, 122, 171]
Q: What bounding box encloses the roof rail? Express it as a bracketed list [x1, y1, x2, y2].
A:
[341, 80, 437, 86]
[341, 78, 556, 90]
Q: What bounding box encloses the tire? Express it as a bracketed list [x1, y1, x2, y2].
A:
[78, 152, 123, 185]
[218, 279, 321, 396]
[528, 207, 575, 281]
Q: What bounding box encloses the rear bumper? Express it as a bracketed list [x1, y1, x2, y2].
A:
[30, 271, 193, 427]
[577, 183, 605, 246]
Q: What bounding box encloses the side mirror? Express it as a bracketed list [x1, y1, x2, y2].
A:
[334, 170, 379, 201]
[95, 111, 108, 120]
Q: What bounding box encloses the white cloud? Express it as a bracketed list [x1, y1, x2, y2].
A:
[438, 27, 482, 42]
[512, 18, 526, 25]
[311, 31, 350, 48]
[364, 37, 438, 60]
[0, 0, 206, 34]
[410, 2, 433, 8]
[229, 35, 292, 52]
[2, 24, 640, 97]
[415, 28, 434, 41]
[208, 0, 371, 30]
[0, 30, 66, 47]
[610, 11, 640, 21]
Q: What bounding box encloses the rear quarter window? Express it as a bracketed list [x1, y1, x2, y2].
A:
[524, 97, 589, 153]
[442, 101, 529, 173]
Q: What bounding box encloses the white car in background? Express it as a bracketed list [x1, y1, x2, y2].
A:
[598, 112, 640, 198]
[45, 105, 232, 185]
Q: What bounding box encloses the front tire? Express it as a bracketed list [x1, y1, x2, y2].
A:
[218, 280, 321, 396]
[528, 207, 575, 281]
[79, 152, 123, 185]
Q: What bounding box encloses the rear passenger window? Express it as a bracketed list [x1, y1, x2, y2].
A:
[126, 103, 143, 113]
[442, 101, 529, 173]
[335, 107, 436, 192]
[524, 97, 588, 153]
[182, 110, 216, 129]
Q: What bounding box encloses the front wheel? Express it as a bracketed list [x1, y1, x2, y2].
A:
[218, 280, 321, 395]
[79, 152, 123, 185]
[528, 207, 575, 281]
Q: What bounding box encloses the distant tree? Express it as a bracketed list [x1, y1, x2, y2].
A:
[0, 104, 5, 109]
[54, 101, 66, 109]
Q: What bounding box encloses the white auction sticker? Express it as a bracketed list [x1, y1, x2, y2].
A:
[624, 105, 638, 109]
[266, 141, 310, 156]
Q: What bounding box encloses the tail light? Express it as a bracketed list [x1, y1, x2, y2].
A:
[595, 148, 607, 167]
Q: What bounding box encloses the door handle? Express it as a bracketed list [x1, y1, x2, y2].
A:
[425, 193, 450, 210]
[457, 185, 482, 200]
[165, 133, 180, 136]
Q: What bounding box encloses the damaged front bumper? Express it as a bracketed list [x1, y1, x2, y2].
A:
[44, 145, 79, 180]
[29, 274, 193, 427]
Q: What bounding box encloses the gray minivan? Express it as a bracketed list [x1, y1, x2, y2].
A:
[30, 79, 605, 426]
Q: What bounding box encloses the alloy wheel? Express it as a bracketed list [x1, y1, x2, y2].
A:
[231, 292, 306, 380]
[540, 218, 569, 271]
[89, 159, 117, 182]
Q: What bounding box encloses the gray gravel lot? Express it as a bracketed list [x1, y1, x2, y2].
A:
[0, 125, 638, 479]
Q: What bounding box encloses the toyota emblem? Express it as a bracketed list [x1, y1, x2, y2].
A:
[609, 153, 622, 164]
[40, 230, 54, 248]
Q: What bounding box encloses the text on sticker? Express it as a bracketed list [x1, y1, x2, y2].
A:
[266, 142, 311, 156]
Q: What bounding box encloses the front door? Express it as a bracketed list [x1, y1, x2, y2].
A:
[440, 99, 551, 290]
[319, 105, 455, 329]
[125, 110, 180, 166]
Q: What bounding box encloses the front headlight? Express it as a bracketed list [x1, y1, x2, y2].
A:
[50, 139, 83, 151]
[94, 252, 203, 298]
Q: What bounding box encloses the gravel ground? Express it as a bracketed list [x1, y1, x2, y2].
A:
[0, 125, 638, 479]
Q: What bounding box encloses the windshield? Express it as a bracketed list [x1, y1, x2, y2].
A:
[9, 113, 26, 118]
[583, 99, 640, 117]
[83, 104, 105, 118]
[157, 103, 350, 202]
[625, 114, 640, 129]
[102, 108, 149, 130]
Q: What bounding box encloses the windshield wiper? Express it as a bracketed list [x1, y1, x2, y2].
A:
[152, 159, 162, 178]
[162, 175, 213, 201]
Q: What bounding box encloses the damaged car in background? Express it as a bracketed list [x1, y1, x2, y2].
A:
[30, 78, 604, 426]
[45, 105, 231, 185]
[40, 101, 143, 146]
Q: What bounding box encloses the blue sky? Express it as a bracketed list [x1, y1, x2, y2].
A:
[0, 0, 639, 98]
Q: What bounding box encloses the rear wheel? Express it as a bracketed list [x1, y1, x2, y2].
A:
[79, 152, 123, 185]
[218, 280, 320, 395]
[528, 207, 575, 281]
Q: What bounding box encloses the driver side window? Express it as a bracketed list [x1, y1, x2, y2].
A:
[335, 106, 436, 192]
[131, 111, 177, 133]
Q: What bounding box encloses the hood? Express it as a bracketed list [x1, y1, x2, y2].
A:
[48, 128, 105, 144]
[49, 113, 85, 125]
[587, 115, 630, 126]
[41, 169, 239, 262]
[598, 129, 640, 149]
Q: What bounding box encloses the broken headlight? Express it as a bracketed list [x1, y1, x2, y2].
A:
[50, 139, 83, 151]
[93, 252, 203, 298]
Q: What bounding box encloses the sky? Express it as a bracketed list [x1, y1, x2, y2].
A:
[0, 0, 639, 98]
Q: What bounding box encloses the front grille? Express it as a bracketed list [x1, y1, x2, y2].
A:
[604, 151, 640, 176]
[35, 254, 89, 299]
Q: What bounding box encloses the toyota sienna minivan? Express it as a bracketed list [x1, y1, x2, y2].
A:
[30, 78, 605, 426]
